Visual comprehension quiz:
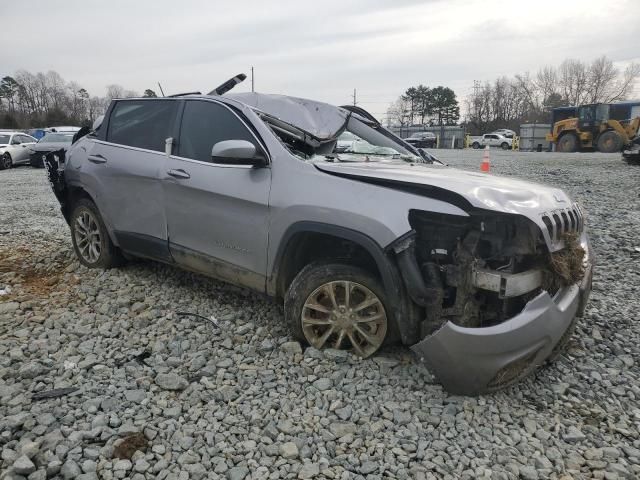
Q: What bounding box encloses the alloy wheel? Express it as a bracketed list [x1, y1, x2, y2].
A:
[74, 210, 102, 263]
[2, 154, 11, 169]
[301, 280, 387, 358]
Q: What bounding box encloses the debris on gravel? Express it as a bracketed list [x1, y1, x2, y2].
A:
[1, 152, 639, 479]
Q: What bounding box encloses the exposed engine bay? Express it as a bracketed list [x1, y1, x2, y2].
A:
[393, 210, 586, 337]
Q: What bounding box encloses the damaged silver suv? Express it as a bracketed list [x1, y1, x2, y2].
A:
[46, 76, 594, 394]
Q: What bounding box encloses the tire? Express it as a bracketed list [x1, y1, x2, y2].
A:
[0, 153, 12, 170]
[501, 142, 510, 150]
[284, 262, 392, 358]
[471, 142, 480, 149]
[70, 198, 122, 269]
[557, 133, 578, 153]
[597, 130, 623, 153]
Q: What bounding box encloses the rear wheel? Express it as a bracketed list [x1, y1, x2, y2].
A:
[70, 198, 122, 269]
[0, 153, 12, 170]
[596, 130, 623, 153]
[557, 133, 578, 153]
[284, 262, 391, 358]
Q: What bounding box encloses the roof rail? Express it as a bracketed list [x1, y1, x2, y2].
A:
[166, 91, 202, 97]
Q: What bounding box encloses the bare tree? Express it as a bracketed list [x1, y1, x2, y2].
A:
[0, 69, 142, 128]
[464, 55, 640, 134]
[386, 97, 412, 127]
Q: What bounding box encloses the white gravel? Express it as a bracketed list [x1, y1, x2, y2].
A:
[1, 151, 639, 480]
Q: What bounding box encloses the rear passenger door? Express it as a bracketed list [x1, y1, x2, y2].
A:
[86, 99, 178, 261]
[163, 99, 271, 292]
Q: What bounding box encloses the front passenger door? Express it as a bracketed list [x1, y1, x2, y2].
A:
[16, 135, 36, 164]
[163, 99, 271, 292]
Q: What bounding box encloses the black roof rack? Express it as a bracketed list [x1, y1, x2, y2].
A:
[167, 91, 202, 98]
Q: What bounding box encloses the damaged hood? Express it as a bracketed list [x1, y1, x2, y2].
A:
[313, 159, 573, 219]
[226, 92, 349, 141]
[32, 142, 71, 152]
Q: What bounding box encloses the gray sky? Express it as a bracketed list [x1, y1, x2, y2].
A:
[2, 0, 639, 119]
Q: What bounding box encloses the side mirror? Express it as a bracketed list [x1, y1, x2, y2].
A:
[211, 139, 266, 166]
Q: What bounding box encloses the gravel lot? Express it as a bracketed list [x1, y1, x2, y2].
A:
[1, 150, 639, 480]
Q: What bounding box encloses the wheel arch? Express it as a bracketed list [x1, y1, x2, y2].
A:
[269, 221, 421, 344]
[65, 185, 119, 246]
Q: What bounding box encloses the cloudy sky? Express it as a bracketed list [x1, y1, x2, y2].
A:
[2, 0, 639, 119]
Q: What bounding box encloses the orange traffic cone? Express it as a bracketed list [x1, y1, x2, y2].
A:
[480, 145, 490, 172]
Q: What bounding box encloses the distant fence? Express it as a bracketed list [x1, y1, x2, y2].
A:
[390, 125, 466, 149]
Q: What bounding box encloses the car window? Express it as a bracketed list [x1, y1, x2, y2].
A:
[11, 135, 21, 144]
[20, 135, 35, 143]
[178, 100, 256, 163]
[107, 100, 177, 152]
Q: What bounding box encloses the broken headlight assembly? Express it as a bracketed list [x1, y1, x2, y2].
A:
[393, 210, 585, 335]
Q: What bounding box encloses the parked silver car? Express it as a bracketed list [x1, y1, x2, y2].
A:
[46, 80, 594, 394]
[0, 131, 38, 169]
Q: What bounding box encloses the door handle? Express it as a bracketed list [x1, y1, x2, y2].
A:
[167, 169, 190, 179]
[88, 154, 107, 164]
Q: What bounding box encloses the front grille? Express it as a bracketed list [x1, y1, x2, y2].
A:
[541, 204, 583, 242]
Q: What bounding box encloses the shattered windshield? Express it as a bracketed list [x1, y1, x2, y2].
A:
[263, 112, 424, 163]
[329, 117, 422, 162]
[336, 132, 402, 156]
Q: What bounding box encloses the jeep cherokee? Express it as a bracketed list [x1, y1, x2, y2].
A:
[45, 77, 594, 394]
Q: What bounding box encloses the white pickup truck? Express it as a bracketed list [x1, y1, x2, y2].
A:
[468, 133, 512, 150]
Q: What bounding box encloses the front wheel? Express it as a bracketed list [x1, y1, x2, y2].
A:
[597, 130, 623, 153]
[70, 198, 122, 269]
[471, 142, 480, 149]
[557, 134, 578, 153]
[501, 142, 510, 150]
[0, 153, 12, 170]
[284, 263, 390, 358]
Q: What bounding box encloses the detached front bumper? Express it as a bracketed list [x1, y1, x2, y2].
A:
[412, 234, 594, 395]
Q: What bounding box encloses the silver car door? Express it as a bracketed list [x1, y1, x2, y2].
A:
[7, 134, 23, 163]
[163, 99, 271, 292]
[85, 99, 178, 261]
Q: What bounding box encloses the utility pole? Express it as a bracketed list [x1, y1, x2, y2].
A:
[352, 88, 357, 106]
[251, 67, 254, 93]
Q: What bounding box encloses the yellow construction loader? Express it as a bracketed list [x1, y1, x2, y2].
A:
[546, 103, 640, 153]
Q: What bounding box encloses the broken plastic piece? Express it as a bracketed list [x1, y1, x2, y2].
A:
[32, 387, 79, 400]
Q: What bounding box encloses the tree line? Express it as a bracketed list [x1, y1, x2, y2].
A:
[464, 55, 639, 134]
[0, 70, 159, 129]
[386, 85, 460, 127]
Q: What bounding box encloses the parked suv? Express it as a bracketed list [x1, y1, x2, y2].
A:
[46, 85, 593, 394]
[0, 131, 37, 169]
[469, 133, 512, 150]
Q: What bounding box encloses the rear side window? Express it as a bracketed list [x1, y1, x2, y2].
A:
[107, 100, 177, 152]
[178, 100, 256, 162]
